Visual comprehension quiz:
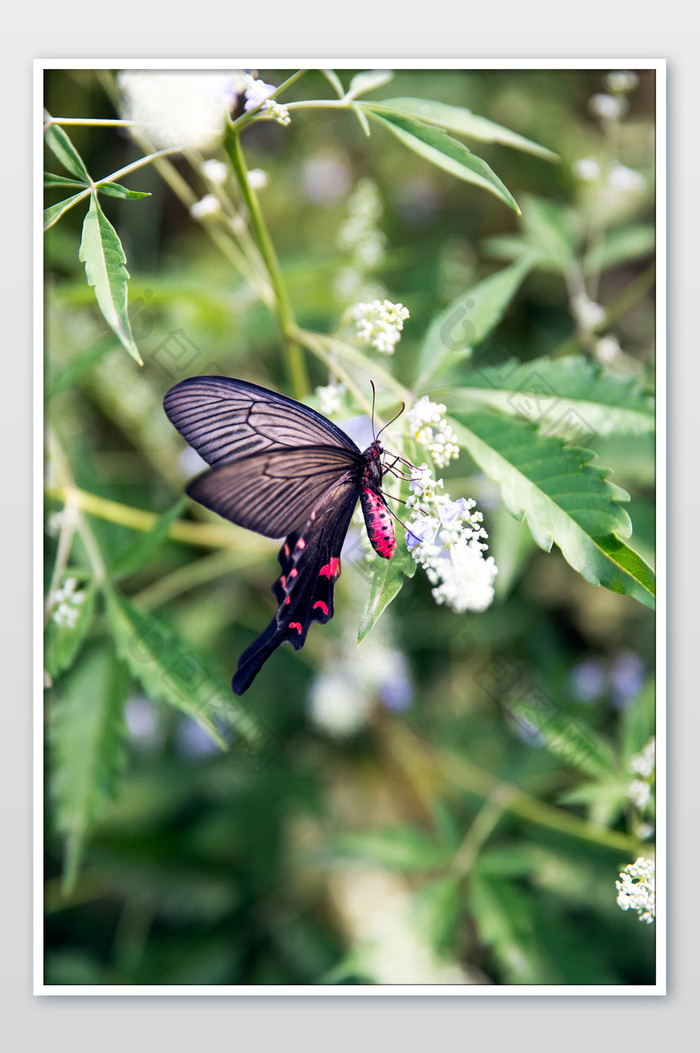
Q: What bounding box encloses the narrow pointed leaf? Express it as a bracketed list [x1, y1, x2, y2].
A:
[44, 191, 88, 231]
[362, 105, 520, 213]
[109, 497, 187, 579]
[44, 172, 89, 189]
[347, 70, 394, 98]
[96, 181, 151, 200]
[358, 546, 416, 642]
[450, 411, 655, 608]
[44, 120, 92, 182]
[416, 259, 533, 386]
[378, 97, 559, 162]
[79, 193, 142, 364]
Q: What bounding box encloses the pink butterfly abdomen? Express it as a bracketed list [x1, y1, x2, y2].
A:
[360, 486, 396, 559]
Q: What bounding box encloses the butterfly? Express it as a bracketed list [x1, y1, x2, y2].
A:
[163, 376, 399, 694]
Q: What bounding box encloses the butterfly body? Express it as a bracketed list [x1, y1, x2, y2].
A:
[163, 377, 396, 694]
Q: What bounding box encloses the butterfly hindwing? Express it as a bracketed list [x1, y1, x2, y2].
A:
[232, 472, 360, 694]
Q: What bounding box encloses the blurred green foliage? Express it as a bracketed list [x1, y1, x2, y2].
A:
[44, 67, 656, 987]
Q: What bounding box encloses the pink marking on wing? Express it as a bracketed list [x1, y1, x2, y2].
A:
[285, 596, 291, 605]
[290, 568, 298, 578]
[296, 537, 306, 549]
[279, 575, 286, 588]
[283, 543, 290, 557]
[289, 621, 302, 634]
[313, 600, 329, 615]
[319, 557, 340, 579]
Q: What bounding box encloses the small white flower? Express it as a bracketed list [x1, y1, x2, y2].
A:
[316, 382, 346, 417]
[247, 168, 269, 190]
[595, 334, 622, 364]
[406, 397, 460, 469]
[604, 70, 640, 95]
[616, 857, 655, 923]
[351, 300, 409, 355]
[118, 70, 236, 151]
[589, 93, 629, 122]
[406, 466, 497, 613]
[608, 164, 646, 194]
[200, 159, 229, 185]
[242, 77, 290, 124]
[573, 157, 601, 182]
[627, 778, 651, 810]
[630, 736, 655, 779]
[189, 194, 221, 220]
[51, 577, 87, 628]
[571, 293, 606, 333]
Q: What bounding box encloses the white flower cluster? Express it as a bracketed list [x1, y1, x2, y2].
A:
[604, 70, 640, 95]
[589, 92, 630, 123]
[242, 76, 291, 125]
[406, 396, 460, 469]
[315, 382, 346, 417]
[627, 735, 655, 822]
[200, 159, 229, 186]
[406, 466, 498, 613]
[615, 857, 655, 924]
[351, 300, 409, 355]
[51, 577, 86, 629]
[118, 71, 238, 151]
[334, 179, 388, 303]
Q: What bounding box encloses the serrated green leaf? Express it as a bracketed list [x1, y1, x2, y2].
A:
[322, 69, 345, 96]
[96, 181, 151, 200]
[357, 547, 416, 642]
[362, 105, 520, 213]
[450, 411, 655, 608]
[328, 826, 453, 872]
[49, 642, 129, 892]
[443, 353, 654, 439]
[45, 582, 97, 681]
[44, 120, 92, 182]
[45, 172, 89, 189]
[416, 259, 533, 387]
[377, 97, 559, 162]
[505, 694, 617, 777]
[109, 497, 187, 579]
[44, 191, 88, 231]
[347, 70, 394, 98]
[79, 193, 142, 364]
[103, 588, 274, 757]
[583, 224, 655, 275]
[519, 194, 579, 267]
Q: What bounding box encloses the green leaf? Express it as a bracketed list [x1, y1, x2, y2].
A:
[416, 259, 533, 387]
[109, 497, 187, 579]
[582, 224, 655, 275]
[519, 195, 579, 269]
[103, 588, 275, 758]
[79, 193, 142, 364]
[377, 97, 559, 162]
[621, 679, 655, 763]
[412, 874, 463, 953]
[505, 694, 617, 777]
[96, 181, 151, 200]
[44, 191, 88, 231]
[44, 120, 92, 182]
[468, 871, 540, 983]
[45, 172, 89, 189]
[328, 826, 453, 872]
[49, 642, 129, 892]
[450, 411, 655, 608]
[45, 581, 97, 681]
[362, 105, 520, 213]
[347, 70, 394, 98]
[443, 353, 655, 439]
[357, 546, 416, 643]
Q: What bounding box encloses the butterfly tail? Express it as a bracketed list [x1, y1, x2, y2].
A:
[232, 620, 286, 695]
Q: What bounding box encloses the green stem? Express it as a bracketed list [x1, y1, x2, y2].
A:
[224, 128, 308, 397]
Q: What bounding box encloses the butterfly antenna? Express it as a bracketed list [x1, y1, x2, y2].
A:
[376, 401, 406, 441]
[370, 380, 377, 440]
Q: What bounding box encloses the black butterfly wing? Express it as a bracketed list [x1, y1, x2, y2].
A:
[233, 470, 360, 694]
[163, 376, 359, 467]
[186, 444, 362, 537]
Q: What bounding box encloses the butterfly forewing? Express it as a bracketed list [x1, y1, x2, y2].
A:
[163, 376, 358, 467]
